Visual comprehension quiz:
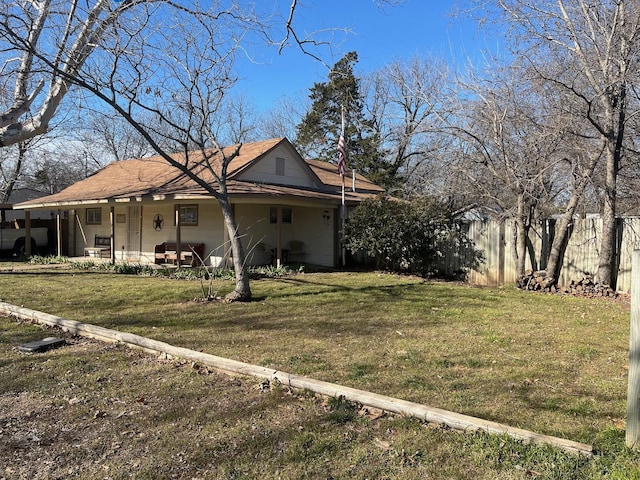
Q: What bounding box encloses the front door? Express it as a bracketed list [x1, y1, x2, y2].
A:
[126, 206, 142, 260]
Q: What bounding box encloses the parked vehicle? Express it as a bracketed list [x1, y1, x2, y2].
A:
[0, 225, 49, 256]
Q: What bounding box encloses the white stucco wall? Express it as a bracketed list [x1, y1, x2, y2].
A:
[235, 203, 337, 267]
[237, 145, 318, 188]
[74, 200, 338, 267]
[138, 202, 225, 265]
[74, 202, 226, 265]
[73, 206, 113, 257]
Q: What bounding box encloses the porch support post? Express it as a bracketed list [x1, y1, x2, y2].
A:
[628, 250, 640, 448]
[341, 203, 346, 268]
[498, 220, 506, 286]
[69, 210, 76, 257]
[25, 210, 32, 256]
[174, 204, 182, 268]
[276, 206, 282, 268]
[56, 209, 62, 257]
[110, 206, 115, 264]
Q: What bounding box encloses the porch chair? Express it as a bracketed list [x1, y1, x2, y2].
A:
[287, 240, 305, 263]
[249, 242, 273, 265]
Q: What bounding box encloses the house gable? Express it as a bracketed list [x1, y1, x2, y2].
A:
[235, 142, 321, 189]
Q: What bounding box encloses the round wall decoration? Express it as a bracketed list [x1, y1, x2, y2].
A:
[153, 214, 164, 231]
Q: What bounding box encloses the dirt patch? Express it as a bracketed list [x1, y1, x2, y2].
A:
[1, 333, 320, 478]
[0, 261, 73, 275]
[2, 329, 425, 479]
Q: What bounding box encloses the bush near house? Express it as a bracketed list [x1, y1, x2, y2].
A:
[344, 196, 482, 277]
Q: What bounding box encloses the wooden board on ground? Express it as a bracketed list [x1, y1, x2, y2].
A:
[0, 301, 592, 457]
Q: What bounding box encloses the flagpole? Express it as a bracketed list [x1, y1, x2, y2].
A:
[338, 104, 347, 268]
[341, 173, 346, 267]
[342, 171, 346, 206]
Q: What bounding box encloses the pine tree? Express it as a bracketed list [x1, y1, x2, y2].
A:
[295, 52, 391, 187]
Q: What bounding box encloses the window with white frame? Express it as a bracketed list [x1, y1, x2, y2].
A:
[176, 204, 198, 226]
[86, 208, 102, 225]
[269, 207, 292, 224]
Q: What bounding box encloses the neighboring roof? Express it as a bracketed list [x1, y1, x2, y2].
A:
[15, 138, 384, 209]
[1, 188, 51, 210]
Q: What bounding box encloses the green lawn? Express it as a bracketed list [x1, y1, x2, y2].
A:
[1, 266, 639, 478]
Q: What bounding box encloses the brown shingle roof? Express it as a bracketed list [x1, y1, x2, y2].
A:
[305, 159, 385, 194]
[16, 138, 384, 208]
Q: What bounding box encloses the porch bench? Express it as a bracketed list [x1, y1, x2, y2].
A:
[155, 242, 205, 266]
[84, 235, 111, 258]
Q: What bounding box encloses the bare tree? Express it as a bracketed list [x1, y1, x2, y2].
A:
[62, 2, 267, 301]
[78, 111, 155, 164]
[0, 143, 28, 203]
[363, 56, 452, 195]
[488, 0, 640, 286]
[0, 133, 67, 201]
[444, 62, 566, 276]
[0, 93, 74, 203]
[0, 0, 144, 146]
[256, 95, 308, 143]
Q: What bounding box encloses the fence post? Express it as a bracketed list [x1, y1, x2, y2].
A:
[627, 250, 640, 448]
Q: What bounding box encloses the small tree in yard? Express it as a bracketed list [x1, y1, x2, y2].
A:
[344, 196, 482, 277]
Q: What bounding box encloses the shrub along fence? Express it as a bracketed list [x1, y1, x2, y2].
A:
[442, 216, 640, 293]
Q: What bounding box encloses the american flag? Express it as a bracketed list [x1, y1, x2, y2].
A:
[337, 134, 346, 176]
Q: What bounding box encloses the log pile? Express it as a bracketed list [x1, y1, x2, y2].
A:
[559, 276, 617, 298]
[515, 270, 557, 293]
[516, 270, 618, 298]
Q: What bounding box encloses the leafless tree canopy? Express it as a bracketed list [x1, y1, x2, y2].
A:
[0, 0, 406, 300]
[363, 56, 452, 196]
[439, 0, 640, 286]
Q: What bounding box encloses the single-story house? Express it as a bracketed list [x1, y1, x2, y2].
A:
[14, 137, 384, 267]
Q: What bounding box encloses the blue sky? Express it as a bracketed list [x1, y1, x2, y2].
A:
[236, 0, 490, 111]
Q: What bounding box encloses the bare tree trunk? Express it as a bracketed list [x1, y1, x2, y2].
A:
[598, 145, 618, 286]
[597, 86, 626, 287]
[545, 155, 600, 280]
[218, 195, 251, 302]
[0, 143, 26, 204]
[545, 214, 572, 282]
[514, 195, 527, 276]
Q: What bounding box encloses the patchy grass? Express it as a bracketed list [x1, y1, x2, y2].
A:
[0, 265, 639, 478]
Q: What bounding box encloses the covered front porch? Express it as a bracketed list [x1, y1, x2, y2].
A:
[26, 198, 344, 268]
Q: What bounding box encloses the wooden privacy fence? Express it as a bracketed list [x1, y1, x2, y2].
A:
[627, 250, 640, 448]
[441, 216, 640, 293]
